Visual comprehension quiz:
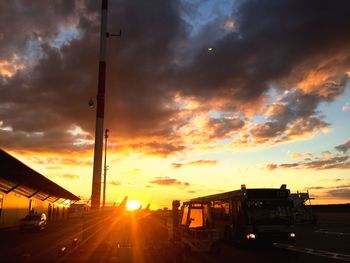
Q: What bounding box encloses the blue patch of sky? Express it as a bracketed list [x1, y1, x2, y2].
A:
[23, 27, 81, 62]
[52, 27, 81, 49]
[208, 111, 243, 120]
[24, 39, 44, 61]
[211, 138, 232, 147]
[317, 86, 350, 146]
[181, 0, 234, 36]
[252, 115, 266, 124]
[208, 111, 223, 119]
[265, 86, 285, 104]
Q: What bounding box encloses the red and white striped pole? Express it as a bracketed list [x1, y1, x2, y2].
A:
[91, 0, 108, 210]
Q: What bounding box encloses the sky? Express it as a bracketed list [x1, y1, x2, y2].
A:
[1, 0, 350, 208]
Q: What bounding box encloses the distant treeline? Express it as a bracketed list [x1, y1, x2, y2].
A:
[311, 203, 350, 212]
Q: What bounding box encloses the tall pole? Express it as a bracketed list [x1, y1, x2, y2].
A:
[91, 0, 108, 210]
[102, 129, 109, 208]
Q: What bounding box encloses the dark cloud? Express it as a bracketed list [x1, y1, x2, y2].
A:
[48, 173, 80, 180]
[279, 163, 300, 169]
[328, 188, 350, 199]
[58, 173, 80, 180]
[178, 0, 350, 100]
[286, 117, 328, 137]
[0, 0, 188, 153]
[270, 156, 350, 170]
[1, 0, 350, 154]
[266, 138, 350, 170]
[129, 141, 186, 157]
[172, 159, 218, 169]
[269, 156, 350, 171]
[334, 178, 346, 182]
[307, 186, 325, 190]
[26, 156, 92, 166]
[306, 184, 350, 191]
[109, 180, 121, 186]
[149, 177, 190, 188]
[206, 118, 244, 139]
[335, 140, 350, 153]
[247, 90, 329, 145]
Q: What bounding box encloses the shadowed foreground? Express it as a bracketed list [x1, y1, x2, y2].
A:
[0, 210, 349, 262]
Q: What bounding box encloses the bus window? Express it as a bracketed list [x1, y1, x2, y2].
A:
[0, 193, 3, 218]
[181, 205, 189, 225]
[189, 208, 203, 228]
[223, 203, 230, 215]
[203, 203, 212, 227]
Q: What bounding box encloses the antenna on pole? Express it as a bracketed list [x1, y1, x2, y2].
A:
[102, 129, 109, 208]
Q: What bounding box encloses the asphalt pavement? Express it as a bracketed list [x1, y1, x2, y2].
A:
[0, 211, 349, 263]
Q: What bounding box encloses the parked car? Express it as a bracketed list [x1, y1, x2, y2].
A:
[20, 213, 47, 231]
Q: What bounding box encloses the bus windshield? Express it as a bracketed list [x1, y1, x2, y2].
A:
[245, 202, 292, 225]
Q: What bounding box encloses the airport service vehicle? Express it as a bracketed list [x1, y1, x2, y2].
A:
[177, 200, 220, 254]
[177, 185, 295, 251]
[20, 213, 47, 231]
[290, 191, 317, 225]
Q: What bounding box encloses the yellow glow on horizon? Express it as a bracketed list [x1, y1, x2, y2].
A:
[5, 144, 350, 209]
[126, 200, 141, 210]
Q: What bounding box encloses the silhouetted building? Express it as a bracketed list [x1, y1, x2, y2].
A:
[0, 149, 80, 228]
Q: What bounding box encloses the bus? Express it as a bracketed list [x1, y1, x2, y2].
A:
[178, 185, 295, 251]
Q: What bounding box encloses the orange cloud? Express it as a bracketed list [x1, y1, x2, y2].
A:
[0, 55, 25, 77]
[291, 53, 350, 101]
[266, 163, 277, 171]
[171, 159, 218, 169]
[269, 156, 350, 170]
[149, 177, 190, 188]
[291, 152, 313, 159]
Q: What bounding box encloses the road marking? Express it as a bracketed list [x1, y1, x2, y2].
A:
[275, 244, 350, 261]
[315, 229, 350, 236]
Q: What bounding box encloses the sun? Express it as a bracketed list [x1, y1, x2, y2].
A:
[126, 200, 141, 211]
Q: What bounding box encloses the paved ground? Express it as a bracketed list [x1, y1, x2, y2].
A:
[0, 217, 83, 262]
[0, 211, 349, 262]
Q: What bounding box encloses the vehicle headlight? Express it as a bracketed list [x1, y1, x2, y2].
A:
[246, 233, 256, 239]
[289, 233, 296, 238]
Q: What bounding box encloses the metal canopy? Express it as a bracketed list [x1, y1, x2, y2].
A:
[0, 149, 80, 201]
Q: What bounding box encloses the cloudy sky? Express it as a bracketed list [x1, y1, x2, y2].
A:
[1, 0, 350, 208]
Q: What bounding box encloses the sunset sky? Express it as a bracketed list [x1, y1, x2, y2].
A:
[1, 0, 350, 208]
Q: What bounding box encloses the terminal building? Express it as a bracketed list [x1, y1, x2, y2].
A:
[0, 149, 80, 229]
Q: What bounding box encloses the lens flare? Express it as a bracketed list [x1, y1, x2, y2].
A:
[126, 200, 141, 210]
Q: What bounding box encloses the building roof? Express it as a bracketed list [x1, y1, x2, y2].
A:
[0, 149, 80, 202]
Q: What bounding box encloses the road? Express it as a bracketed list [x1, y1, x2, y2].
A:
[0, 211, 349, 262]
[0, 217, 83, 262]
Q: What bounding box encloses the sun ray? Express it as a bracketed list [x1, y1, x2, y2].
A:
[126, 200, 141, 211]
